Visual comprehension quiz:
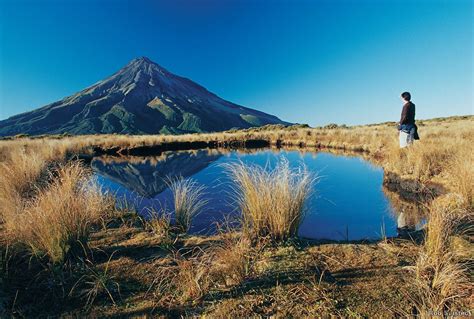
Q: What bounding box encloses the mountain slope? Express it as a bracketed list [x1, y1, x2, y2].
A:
[0, 57, 288, 136]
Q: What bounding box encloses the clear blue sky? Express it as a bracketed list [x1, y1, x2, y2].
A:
[0, 0, 472, 126]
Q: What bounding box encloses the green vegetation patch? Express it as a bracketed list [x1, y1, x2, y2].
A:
[240, 114, 262, 126]
[147, 98, 179, 121]
[178, 112, 203, 132]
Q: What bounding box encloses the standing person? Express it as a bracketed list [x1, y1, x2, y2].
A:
[398, 91, 417, 148]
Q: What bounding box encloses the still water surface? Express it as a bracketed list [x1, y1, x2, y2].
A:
[91, 149, 403, 240]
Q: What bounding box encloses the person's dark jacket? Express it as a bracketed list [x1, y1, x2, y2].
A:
[400, 101, 415, 125]
[398, 101, 419, 140]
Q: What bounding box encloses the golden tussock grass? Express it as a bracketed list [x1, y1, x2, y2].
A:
[447, 150, 474, 210]
[208, 234, 255, 286]
[151, 234, 257, 307]
[406, 195, 472, 317]
[167, 177, 208, 233]
[151, 250, 212, 305]
[3, 162, 114, 264]
[143, 210, 172, 240]
[225, 159, 316, 241]
[409, 252, 470, 318]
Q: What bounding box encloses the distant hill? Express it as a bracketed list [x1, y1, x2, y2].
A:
[0, 57, 288, 136]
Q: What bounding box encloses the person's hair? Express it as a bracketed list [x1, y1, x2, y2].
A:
[401, 92, 411, 101]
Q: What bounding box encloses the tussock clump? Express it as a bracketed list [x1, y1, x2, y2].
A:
[387, 142, 457, 183]
[0, 149, 45, 195]
[151, 235, 257, 307]
[423, 194, 472, 259]
[209, 234, 255, 286]
[409, 251, 470, 317]
[0, 150, 47, 226]
[6, 163, 113, 264]
[144, 211, 171, 236]
[167, 177, 207, 233]
[406, 197, 471, 317]
[143, 210, 174, 247]
[173, 257, 211, 303]
[447, 150, 474, 210]
[70, 256, 121, 309]
[226, 159, 315, 241]
[152, 251, 212, 306]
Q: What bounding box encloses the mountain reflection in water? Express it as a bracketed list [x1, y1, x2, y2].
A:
[91, 149, 222, 198]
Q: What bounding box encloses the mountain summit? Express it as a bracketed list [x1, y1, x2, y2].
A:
[0, 57, 287, 136]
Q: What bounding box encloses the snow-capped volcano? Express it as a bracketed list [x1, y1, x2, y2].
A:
[0, 57, 287, 136]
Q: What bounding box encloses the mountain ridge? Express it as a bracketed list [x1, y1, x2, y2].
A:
[0, 57, 288, 136]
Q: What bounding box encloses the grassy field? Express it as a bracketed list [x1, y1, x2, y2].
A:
[0, 115, 472, 317]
